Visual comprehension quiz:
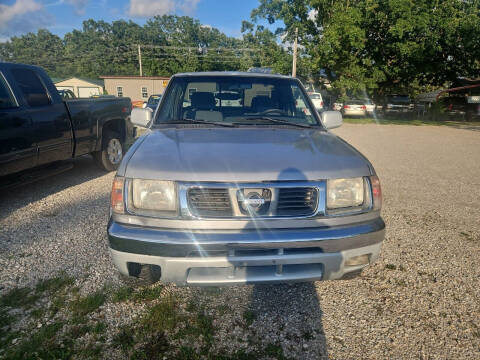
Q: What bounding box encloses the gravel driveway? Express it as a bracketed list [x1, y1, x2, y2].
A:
[0, 124, 479, 359]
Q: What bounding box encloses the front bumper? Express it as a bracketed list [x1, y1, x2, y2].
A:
[108, 218, 385, 285]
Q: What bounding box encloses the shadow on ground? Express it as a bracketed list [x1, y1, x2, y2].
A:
[0, 156, 108, 221]
[247, 283, 328, 359]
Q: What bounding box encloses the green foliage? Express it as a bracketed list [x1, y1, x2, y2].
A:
[35, 273, 75, 294]
[243, 310, 257, 326]
[111, 285, 134, 303]
[69, 291, 106, 318]
[4, 321, 74, 360]
[251, 0, 480, 98]
[0, 15, 294, 79]
[141, 295, 179, 332]
[0, 287, 39, 309]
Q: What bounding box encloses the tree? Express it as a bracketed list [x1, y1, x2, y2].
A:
[0, 16, 286, 79]
[0, 30, 67, 77]
[250, 0, 480, 99]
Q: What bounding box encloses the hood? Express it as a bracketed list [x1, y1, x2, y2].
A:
[123, 127, 372, 182]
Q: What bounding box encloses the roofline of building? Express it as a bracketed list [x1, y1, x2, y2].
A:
[54, 76, 104, 86]
[100, 75, 170, 80]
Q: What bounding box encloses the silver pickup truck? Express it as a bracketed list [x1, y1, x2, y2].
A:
[108, 72, 384, 286]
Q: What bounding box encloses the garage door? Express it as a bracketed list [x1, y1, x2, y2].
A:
[78, 87, 100, 98]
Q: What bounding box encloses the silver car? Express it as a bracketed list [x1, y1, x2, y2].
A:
[342, 99, 367, 117]
[108, 72, 385, 286]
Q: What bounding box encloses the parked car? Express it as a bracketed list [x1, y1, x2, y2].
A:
[143, 94, 163, 111]
[0, 62, 134, 181]
[332, 102, 343, 111]
[108, 72, 385, 285]
[363, 99, 375, 115]
[58, 89, 76, 100]
[383, 95, 414, 114]
[308, 92, 324, 110]
[342, 99, 367, 117]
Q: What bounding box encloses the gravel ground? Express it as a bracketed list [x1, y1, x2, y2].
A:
[0, 123, 479, 359]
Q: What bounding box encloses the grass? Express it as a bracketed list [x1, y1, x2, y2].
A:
[112, 285, 134, 303]
[301, 330, 314, 341]
[385, 264, 397, 270]
[460, 231, 477, 242]
[35, 273, 74, 294]
[141, 295, 179, 332]
[243, 310, 256, 327]
[69, 291, 106, 318]
[132, 285, 164, 302]
[3, 321, 74, 360]
[2, 276, 294, 359]
[112, 284, 164, 303]
[112, 325, 135, 352]
[0, 287, 40, 309]
[343, 116, 480, 127]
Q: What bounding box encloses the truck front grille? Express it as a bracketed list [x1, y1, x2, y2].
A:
[186, 184, 319, 218]
[277, 188, 318, 216]
[188, 188, 233, 217]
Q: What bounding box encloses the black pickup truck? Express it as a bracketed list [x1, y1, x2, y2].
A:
[0, 62, 134, 182]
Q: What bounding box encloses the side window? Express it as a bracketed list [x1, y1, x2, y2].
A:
[291, 85, 315, 124]
[11, 68, 50, 107]
[141, 87, 148, 99]
[0, 73, 17, 109]
[117, 86, 123, 97]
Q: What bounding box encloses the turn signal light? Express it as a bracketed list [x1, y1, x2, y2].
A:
[370, 175, 382, 211]
[111, 176, 125, 214]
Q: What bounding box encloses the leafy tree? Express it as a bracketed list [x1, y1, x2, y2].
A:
[250, 0, 480, 99]
[0, 15, 293, 80]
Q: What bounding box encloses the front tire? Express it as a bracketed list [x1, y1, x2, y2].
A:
[93, 130, 123, 171]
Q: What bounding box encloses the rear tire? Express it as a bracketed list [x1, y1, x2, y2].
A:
[93, 130, 123, 171]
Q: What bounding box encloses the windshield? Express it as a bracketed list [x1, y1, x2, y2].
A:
[156, 76, 320, 126]
[147, 95, 162, 106]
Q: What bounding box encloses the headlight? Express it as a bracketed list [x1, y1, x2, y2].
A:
[327, 177, 366, 213]
[131, 179, 177, 214]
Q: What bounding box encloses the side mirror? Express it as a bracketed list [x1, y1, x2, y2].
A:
[321, 111, 343, 130]
[131, 107, 153, 128]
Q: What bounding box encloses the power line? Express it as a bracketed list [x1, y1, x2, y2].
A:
[136, 44, 263, 52]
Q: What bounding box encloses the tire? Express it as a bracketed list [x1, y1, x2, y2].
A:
[93, 130, 123, 171]
[138, 265, 162, 285]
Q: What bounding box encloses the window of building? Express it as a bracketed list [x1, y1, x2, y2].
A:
[11, 68, 50, 107]
[0, 73, 17, 109]
[142, 87, 148, 99]
[117, 86, 123, 97]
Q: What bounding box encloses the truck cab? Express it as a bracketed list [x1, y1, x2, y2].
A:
[0, 62, 134, 181]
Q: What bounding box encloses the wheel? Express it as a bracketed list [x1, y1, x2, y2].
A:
[138, 265, 162, 285]
[93, 130, 123, 171]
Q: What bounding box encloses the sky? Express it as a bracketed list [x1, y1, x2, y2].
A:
[0, 0, 274, 41]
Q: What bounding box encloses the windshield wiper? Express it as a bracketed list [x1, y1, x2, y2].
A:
[238, 116, 313, 128]
[164, 118, 235, 127]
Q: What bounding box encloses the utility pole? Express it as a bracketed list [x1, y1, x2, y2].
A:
[137, 44, 143, 77]
[292, 27, 298, 78]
